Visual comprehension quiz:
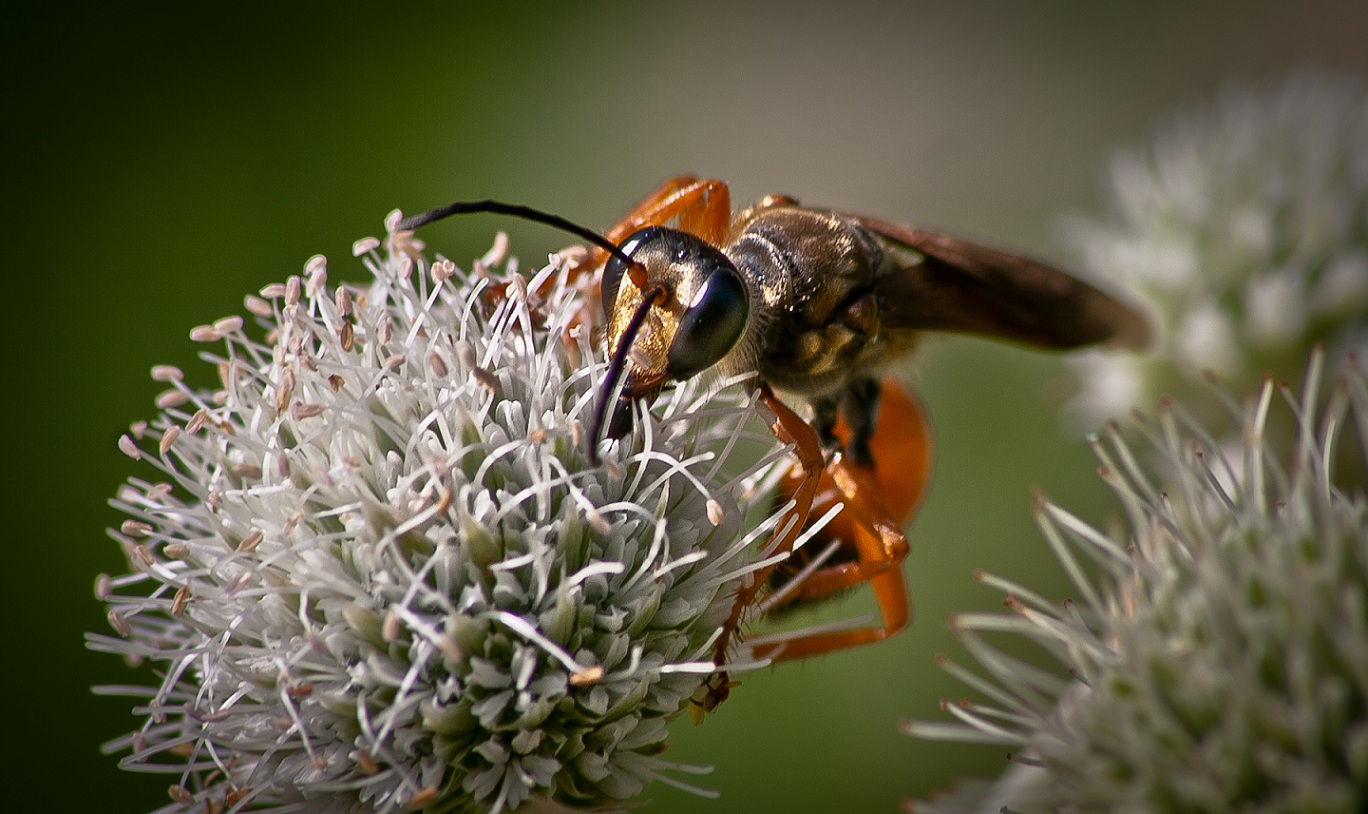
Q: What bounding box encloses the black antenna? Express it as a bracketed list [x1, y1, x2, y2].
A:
[587, 285, 665, 464]
[398, 199, 640, 269]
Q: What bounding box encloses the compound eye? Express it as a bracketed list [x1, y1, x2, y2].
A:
[666, 267, 748, 380]
[601, 227, 659, 315]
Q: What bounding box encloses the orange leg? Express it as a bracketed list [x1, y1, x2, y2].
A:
[754, 381, 932, 661]
[605, 176, 732, 245]
[693, 383, 929, 718]
[753, 464, 911, 661]
[566, 176, 734, 280]
[690, 385, 824, 720]
[715, 386, 827, 657]
[784, 381, 931, 561]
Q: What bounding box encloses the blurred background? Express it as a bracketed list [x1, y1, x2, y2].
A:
[6, 1, 1367, 811]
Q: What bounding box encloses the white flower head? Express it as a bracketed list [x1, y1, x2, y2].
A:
[1065, 73, 1368, 430]
[904, 348, 1368, 813]
[90, 218, 800, 813]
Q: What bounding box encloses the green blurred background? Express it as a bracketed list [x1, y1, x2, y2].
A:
[6, 2, 1367, 811]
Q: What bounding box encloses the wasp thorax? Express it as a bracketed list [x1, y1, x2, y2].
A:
[603, 227, 750, 392]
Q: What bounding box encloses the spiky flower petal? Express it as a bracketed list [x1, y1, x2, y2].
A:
[91, 219, 795, 813]
[1065, 74, 1368, 429]
[905, 349, 1368, 813]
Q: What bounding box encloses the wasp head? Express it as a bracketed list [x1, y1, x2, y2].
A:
[593, 226, 749, 447]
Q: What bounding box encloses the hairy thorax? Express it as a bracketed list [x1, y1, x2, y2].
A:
[720, 207, 921, 398]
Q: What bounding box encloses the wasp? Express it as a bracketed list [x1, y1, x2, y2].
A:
[400, 175, 1148, 715]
